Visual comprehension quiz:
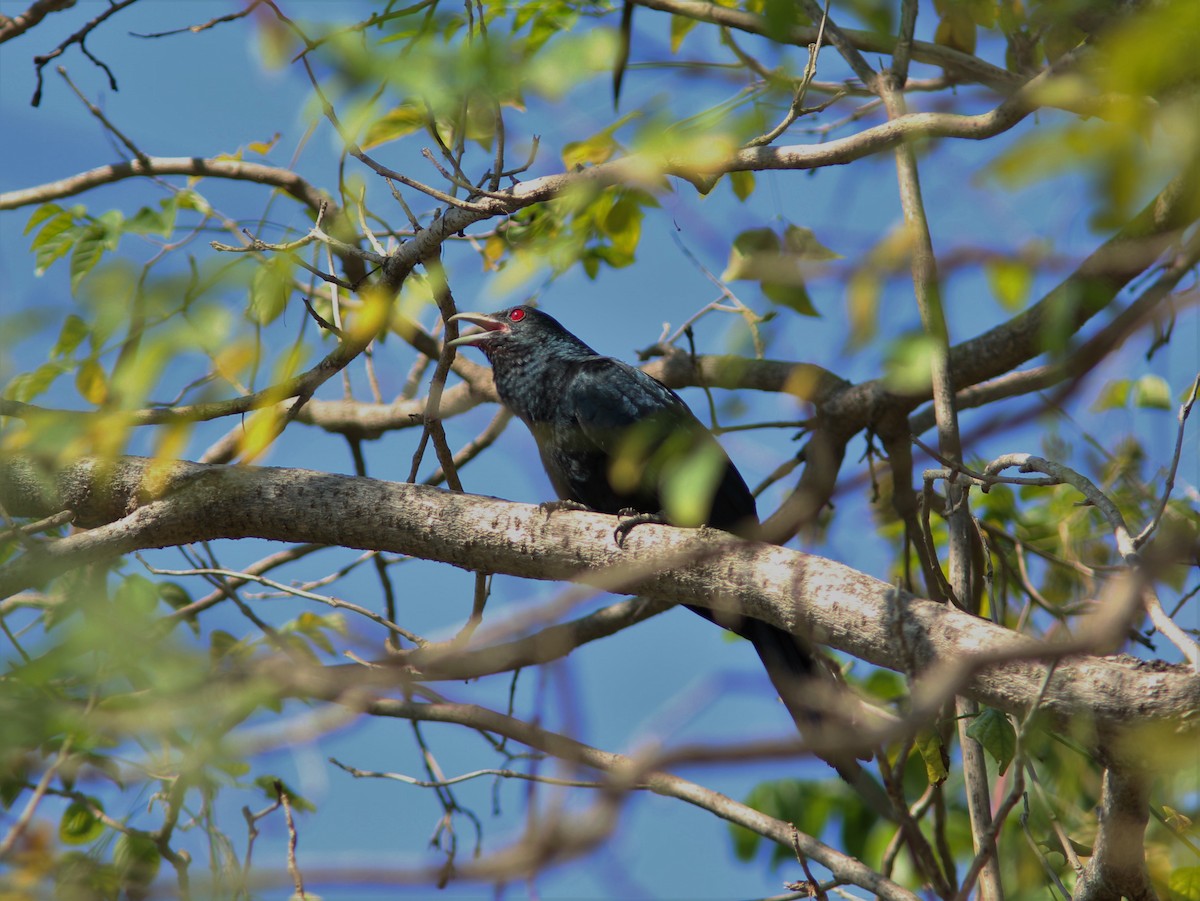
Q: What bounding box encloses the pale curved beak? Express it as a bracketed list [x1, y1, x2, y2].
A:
[447, 312, 507, 347]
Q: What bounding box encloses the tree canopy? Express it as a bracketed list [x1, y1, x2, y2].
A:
[0, 1, 1198, 899]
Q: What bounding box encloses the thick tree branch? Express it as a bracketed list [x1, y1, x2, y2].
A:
[1, 456, 1196, 735]
[1073, 767, 1158, 901]
[0, 0, 77, 44]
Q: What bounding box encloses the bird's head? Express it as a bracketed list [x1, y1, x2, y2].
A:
[447, 306, 593, 362]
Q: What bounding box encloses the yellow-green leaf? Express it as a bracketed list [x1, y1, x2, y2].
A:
[1169, 867, 1200, 901]
[247, 132, 281, 155]
[670, 14, 698, 53]
[730, 170, 755, 202]
[986, 258, 1032, 311]
[363, 103, 427, 150]
[662, 443, 727, 528]
[562, 130, 617, 169]
[934, 9, 976, 54]
[1092, 378, 1130, 411]
[75, 359, 109, 405]
[915, 730, 949, 786]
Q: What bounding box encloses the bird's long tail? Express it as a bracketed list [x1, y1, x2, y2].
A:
[691, 606, 896, 821]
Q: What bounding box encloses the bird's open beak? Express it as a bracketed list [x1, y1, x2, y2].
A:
[447, 312, 507, 348]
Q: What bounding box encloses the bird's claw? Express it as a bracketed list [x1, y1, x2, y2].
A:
[613, 510, 667, 548]
[538, 499, 591, 520]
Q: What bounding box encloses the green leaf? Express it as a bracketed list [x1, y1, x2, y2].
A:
[1169, 866, 1200, 900]
[762, 0, 805, 40]
[113, 832, 161, 889]
[934, 8, 976, 53]
[51, 314, 90, 359]
[74, 358, 109, 405]
[730, 779, 812, 861]
[1132, 374, 1171, 410]
[662, 442, 727, 528]
[248, 256, 292, 324]
[114, 574, 159, 618]
[60, 799, 105, 845]
[25, 202, 64, 235]
[782, 224, 841, 262]
[32, 212, 84, 275]
[915, 730, 949, 785]
[210, 629, 241, 660]
[986, 258, 1032, 311]
[884, 334, 941, 394]
[70, 224, 110, 293]
[1092, 378, 1130, 411]
[721, 228, 780, 281]
[966, 707, 1016, 775]
[729, 170, 755, 202]
[255, 776, 317, 813]
[722, 225, 838, 289]
[669, 13, 698, 53]
[75, 358, 109, 405]
[363, 102, 427, 150]
[126, 199, 177, 237]
[562, 129, 618, 169]
[762, 280, 819, 316]
[5, 361, 69, 402]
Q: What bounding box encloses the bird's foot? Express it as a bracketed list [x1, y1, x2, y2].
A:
[538, 498, 591, 520]
[613, 509, 667, 548]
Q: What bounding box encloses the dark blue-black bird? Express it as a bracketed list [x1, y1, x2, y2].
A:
[449, 305, 890, 813]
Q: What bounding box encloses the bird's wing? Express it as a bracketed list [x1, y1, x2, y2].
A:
[564, 357, 690, 452]
[564, 357, 757, 531]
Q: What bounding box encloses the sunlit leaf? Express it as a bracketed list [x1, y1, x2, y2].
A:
[1170, 867, 1200, 900]
[1163, 805, 1193, 833]
[247, 132, 282, 155]
[563, 130, 618, 169]
[1131, 374, 1171, 410]
[662, 442, 727, 528]
[986, 257, 1032, 311]
[75, 358, 109, 405]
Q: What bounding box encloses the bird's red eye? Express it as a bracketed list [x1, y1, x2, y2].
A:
[509, 309, 525, 322]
